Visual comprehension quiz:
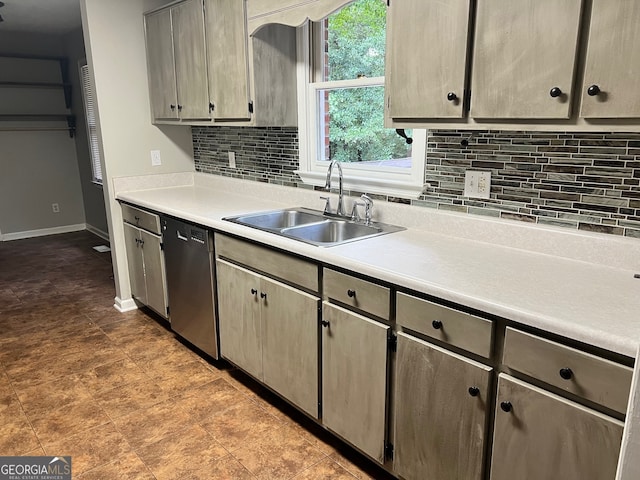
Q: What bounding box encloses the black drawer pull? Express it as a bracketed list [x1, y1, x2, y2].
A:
[500, 401, 512, 413]
[559, 368, 573, 380]
[347, 289, 356, 298]
[468, 387, 480, 397]
[260, 292, 267, 299]
[250, 288, 257, 295]
[432, 320, 443, 330]
[321, 320, 330, 328]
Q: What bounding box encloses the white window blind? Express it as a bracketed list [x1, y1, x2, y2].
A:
[80, 63, 102, 184]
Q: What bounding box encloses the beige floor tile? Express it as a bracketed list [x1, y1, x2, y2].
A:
[137, 424, 229, 479]
[77, 451, 155, 480]
[111, 399, 196, 450]
[30, 399, 111, 445]
[232, 423, 328, 479]
[92, 378, 170, 419]
[174, 377, 249, 422]
[145, 358, 221, 396]
[200, 400, 285, 453]
[0, 403, 41, 455]
[291, 457, 359, 479]
[14, 375, 94, 420]
[79, 357, 152, 395]
[43, 422, 135, 476]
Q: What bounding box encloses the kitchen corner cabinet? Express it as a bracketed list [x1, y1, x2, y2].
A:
[215, 236, 320, 417]
[322, 302, 389, 464]
[144, 0, 210, 121]
[490, 374, 624, 480]
[470, 0, 583, 119]
[386, 0, 472, 120]
[579, 0, 640, 118]
[122, 205, 168, 318]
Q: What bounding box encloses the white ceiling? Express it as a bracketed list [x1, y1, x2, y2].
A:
[0, 0, 82, 35]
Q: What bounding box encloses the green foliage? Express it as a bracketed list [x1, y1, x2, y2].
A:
[324, 0, 410, 164]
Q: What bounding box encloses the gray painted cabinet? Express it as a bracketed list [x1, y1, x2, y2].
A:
[470, 0, 583, 119]
[394, 332, 492, 480]
[123, 222, 147, 305]
[144, 0, 210, 122]
[386, 0, 472, 120]
[216, 258, 320, 417]
[580, 0, 640, 118]
[490, 374, 624, 480]
[322, 302, 389, 463]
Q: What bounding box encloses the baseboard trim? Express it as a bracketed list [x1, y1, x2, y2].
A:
[86, 224, 110, 242]
[114, 296, 138, 313]
[2, 223, 87, 241]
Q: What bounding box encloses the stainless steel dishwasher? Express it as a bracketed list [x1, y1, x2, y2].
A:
[162, 216, 218, 359]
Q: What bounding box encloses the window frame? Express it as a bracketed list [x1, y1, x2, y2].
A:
[79, 61, 103, 186]
[295, 18, 426, 198]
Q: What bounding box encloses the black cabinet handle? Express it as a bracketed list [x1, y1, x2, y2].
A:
[500, 401, 512, 413]
[139, 239, 144, 247]
[209, 102, 215, 112]
[549, 87, 562, 98]
[432, 320, 443, 330]
[587, 85, 601, 97]
[321, 320, 330, 328]
[170, 104, 176, 110]
[177, 104, 183, 111]
[260, 292, 267, 299]
[468, 387, 480, 397]
[559, 367, 573, 380]
[250, 288, 257, 295]
[347, 289, 356, 298]
[447, 92, 457, 102]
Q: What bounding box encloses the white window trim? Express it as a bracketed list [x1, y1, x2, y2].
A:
[295, 22, 426, 198]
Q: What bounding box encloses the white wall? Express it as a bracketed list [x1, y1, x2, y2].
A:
[80, 0, 195, 310]
[0, 33, 86, 239]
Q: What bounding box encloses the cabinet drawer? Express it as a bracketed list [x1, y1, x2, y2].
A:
[215, 234, 318, 293]
[396, 292, 493, 358]
[323, 269, 390, 320]
[121, 204, 161, 234]
[503, 327, 632, 414]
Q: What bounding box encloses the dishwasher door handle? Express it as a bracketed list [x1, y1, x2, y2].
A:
[176, 230, 189, 242]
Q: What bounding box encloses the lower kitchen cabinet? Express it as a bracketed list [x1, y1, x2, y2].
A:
[490, 374, 624, 480]
[216, 258, 320, 417]
[122, 216, 168, 318]
[393, 332, 492, 480]
[322, 302, 389, 463]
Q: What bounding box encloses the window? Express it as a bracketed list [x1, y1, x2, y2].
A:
[79, 62, 103, 185]
[296, 0, 426, 197]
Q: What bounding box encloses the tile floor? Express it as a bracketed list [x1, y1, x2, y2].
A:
[0, 231, 395, 479]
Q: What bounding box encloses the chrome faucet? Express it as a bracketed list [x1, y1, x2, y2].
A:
[324, 160, 345, 216]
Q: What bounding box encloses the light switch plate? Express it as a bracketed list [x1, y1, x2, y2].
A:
[464, 170, 491, 199]
[228, 151, 236, 169]
[151, 150, 162, 166]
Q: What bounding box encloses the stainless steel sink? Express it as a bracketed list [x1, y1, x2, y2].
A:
[224, 207, 404, 246]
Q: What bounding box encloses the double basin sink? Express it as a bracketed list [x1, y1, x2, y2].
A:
[224, 207, 404, 247]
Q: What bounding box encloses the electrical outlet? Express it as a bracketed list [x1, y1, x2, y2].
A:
[228, 151, 236, 169]
[151, 150, 162, 166]
[52, 203, 60, 213]
[464, 170, 491, 199]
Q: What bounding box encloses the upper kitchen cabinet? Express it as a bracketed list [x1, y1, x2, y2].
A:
[386, 0, 472, 120]
[470, 0, 583, 119]
[205, 0, 251, 120]
[579, 0, 640, 118]
[144, 0, 210, 121]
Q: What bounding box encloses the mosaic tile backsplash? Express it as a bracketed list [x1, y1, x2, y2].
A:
[192, 126, 640, 238]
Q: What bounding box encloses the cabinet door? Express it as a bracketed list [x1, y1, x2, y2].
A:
[490, 374, 623, 480]
[386, 0, 472, 119]
[216, 260, 262, 379]
[261, 276, 319, 418]
[172, 0, 211, 120]
[580, 0, 640, 118]
[123, 223, 147, 305]
[205, 0, 251, 120]
[139, 229, 168, 318]
[144, 9, 179, 120]
[470, 0, 583, 119]
[394, 333, 492, 480]
[322, 302, 389, 463]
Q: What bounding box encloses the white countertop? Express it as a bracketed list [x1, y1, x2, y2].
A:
[115, 174, 640, 358]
